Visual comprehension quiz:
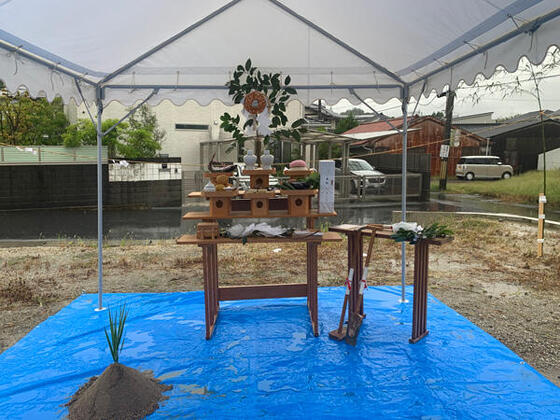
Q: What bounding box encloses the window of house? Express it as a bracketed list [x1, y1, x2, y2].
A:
[175, 123, 209, 130]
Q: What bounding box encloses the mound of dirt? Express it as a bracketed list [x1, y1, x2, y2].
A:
[66, 363, 172, 420]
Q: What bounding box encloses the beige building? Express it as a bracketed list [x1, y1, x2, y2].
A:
[74, 99, 305, 174]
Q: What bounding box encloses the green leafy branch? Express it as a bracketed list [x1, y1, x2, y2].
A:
[391, 222, 453, 245]
[220, 58, 307, 153]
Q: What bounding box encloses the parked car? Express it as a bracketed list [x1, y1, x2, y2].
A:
[455, 156, 513, 181]
[335, 158, 386, 194]
[231, 163, 278, 188]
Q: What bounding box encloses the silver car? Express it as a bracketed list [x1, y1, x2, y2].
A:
[335, 158, 386, 193]
[456, 156, 513, 181]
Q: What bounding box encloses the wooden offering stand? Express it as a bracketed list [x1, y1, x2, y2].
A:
[281, 167, 317, 217]
[180, 168, 339, 339]
[329, 224, 452, 344]
[242, 168, 275, 189]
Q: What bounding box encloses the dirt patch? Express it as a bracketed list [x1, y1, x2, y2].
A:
[66, 363, 172, 420]
[0, 217, 559, 385]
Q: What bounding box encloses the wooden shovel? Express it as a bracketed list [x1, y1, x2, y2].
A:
[328, 268, 354, 341]
[345, 225, 378, 346]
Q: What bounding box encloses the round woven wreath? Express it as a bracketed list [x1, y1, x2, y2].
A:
[244, 91, 267, 114]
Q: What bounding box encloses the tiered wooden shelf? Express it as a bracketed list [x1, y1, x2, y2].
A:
[179, 167, 339, 339]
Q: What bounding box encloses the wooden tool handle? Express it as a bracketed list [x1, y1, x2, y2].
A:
[336, 268, 354, 333]
[363, 224, 378, 268]
[337, 295, 348, 334]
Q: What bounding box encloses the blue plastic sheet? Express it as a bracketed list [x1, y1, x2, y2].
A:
[1, 286, 559, 419]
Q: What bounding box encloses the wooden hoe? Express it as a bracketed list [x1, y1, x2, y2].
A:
[328, 268, 354, 341]
[345, 225, 379, 346]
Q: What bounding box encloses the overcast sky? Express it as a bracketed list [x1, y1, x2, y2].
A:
[330, 49, 560, 120]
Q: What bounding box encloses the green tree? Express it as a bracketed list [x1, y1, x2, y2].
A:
[341, 107, 365, 116]
[127, 105, 166, 145]
[430, 111, 444, 119]
[62, 119, 126, 158]
[117, 128, 161, 158]
[0, 89, 68, 145]
[62, 105, 164, 158]
[318, 142, 342, 159]
[334, 113, 359, 134]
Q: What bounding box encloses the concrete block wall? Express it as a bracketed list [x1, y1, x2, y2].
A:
[0, 164, 181, 210]
[107, 180, 182, 208]
[0, 164, 106, 209]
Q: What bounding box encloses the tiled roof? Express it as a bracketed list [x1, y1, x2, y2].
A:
[481, 110, 560, 138]
[343, 118, 406, 134]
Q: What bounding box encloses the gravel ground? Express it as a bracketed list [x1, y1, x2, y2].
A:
[1, 217, 559, 385]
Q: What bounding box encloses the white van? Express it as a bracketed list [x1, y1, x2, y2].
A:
[456, 156, 513, 181]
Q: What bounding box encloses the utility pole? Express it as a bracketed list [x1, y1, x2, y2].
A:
[439, 90, 455, 191]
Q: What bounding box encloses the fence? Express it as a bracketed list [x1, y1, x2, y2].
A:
[0, 145, 107, 164]
[181, 169, 423, 205]
[335, 173, 423, 201]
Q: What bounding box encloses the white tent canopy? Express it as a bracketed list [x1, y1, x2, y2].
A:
[1, 0, 559, 107]
[1, 0, 559, 309]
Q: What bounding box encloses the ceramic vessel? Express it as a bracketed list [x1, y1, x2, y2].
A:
[202, 181, 216, 192]
[261, 149, 274, 170]
[244, 150, 257, 170]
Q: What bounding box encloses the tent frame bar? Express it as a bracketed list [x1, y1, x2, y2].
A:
[267, 0, 405, 85]
[0, 40, 97, 87]
[103, 83, 402, 91]
[408, 7, 560, 86]
[1, 5, 558, 102]
[396, 0, 541, 77]
[99, 0, 243, 85]
[103, 89, 159, 136]
[349, 88, 401, 132]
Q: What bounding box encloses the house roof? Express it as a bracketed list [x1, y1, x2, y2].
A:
[305, 103, 343, 121]
[481, 110, 560, 138]
[452, 112, 495, 124]
[343, 118, 407, 134]
[344, 115, 487, 144]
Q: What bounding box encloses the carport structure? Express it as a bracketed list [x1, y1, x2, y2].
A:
[1, 0, 558, 308]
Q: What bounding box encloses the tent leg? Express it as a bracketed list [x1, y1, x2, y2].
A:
[400, 88, 409, 304]
[95, 98, 106, 312]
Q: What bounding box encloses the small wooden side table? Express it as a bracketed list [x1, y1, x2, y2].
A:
[329, 224, 452, 343]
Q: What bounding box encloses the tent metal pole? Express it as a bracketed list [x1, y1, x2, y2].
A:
[400, 86, 409, 303]
[95, 89, 106, 312]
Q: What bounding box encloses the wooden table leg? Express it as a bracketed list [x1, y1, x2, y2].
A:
[201, 244, 219, 340]
[347, 231, 363, 315]
[307, 242, 319, 336]
[306, 217, 315, 230]
[212, 243, 219, 314]
[410, 239, 429, 343]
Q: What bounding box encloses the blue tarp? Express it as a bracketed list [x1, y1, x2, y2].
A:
[0, 286, 559, 419]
